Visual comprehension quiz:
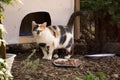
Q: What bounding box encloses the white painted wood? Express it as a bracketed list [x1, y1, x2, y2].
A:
[3, 0, 74, 44]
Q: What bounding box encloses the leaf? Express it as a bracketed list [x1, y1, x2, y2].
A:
[81, 0, 120, 23]
[83, 72, 96, 80]
[97, 72, 106, 79]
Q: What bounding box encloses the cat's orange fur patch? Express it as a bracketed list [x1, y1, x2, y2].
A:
[52, 41, 55, 48]
[49, 26, 60, 38]
[40, 25, 46, 30]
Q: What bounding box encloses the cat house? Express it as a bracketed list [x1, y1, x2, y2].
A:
[3, 0, 74, 44]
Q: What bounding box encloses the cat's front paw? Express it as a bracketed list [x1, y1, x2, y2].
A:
[42, 56, 52, 60]
[47, 57, 52, 60]
[42, 55, 48, 59]
[42, 56, 47, 59]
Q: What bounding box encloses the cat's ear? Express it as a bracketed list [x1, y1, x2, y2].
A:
[32, 21, 37, 27]
[42, 22, 47, 26]
[41, 22, 47, 29]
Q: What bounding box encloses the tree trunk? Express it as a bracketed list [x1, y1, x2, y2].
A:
[94, 13, 101, 53]
[95, 12, 113, 52]
[0, 41, 6, 59]
[74, 0, 80, 40]
[0, 22, 6, 59]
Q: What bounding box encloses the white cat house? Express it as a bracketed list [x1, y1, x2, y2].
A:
[3, 0, 74, 44]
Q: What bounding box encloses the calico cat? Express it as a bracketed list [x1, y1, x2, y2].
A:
[32, 11, 81, 60]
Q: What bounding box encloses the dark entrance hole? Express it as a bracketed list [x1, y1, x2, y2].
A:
[19, 12, 51, 36]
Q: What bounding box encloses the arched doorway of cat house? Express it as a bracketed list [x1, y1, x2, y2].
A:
[19, 11, 51, 43]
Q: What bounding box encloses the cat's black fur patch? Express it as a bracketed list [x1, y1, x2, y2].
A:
[39, 43, 46, 47]
[58, 25, 67, 44]
[58, 25, 66, 35]
[52, 26, 57, 30]
[66, 26, 72, 33]
[37, 30, 40, 35]
[33, 25, 39, 31]
[66, 38, 72, 48]
[60, 35, 67, 45]
[67, 11, 82, 32]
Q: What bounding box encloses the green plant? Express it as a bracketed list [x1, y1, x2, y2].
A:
[60, 72, 106, 80]
[0, 1, 22, 79]
[21, 49, 40, 79]
[97, 72, 106, 80]
[0, 0, 22, 21]
[0, 58, 13, 80]
[0, 24, 6, 59]
[74, 77, 83, 80]
[0, 23, 13, 80]
[81, 0, 120, 24]
[74, 72, 106, 80]
[0, 24, 6, 44]
[83, 72, 99, 80]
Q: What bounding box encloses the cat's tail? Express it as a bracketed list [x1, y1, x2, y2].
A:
[67, 11, 82, 32]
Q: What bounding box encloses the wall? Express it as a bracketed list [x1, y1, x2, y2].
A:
[3, 0, 74, 44]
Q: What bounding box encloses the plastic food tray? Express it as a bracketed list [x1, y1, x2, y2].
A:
[53, 58, 80, 68]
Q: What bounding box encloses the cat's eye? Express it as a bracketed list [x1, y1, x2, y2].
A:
[33, 25, 39, 31]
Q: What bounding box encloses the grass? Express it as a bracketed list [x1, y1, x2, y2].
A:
[60, 71, 106, 80]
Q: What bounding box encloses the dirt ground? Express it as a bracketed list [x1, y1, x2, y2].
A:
[11, 51, 120, 80]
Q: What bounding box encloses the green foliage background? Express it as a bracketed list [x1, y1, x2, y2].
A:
[81, 0, 120, 24]
[0, 0, 21, 21]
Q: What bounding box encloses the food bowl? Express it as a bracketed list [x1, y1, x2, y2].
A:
[53, 58, 80, 68]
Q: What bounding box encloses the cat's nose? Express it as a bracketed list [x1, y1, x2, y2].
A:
[37, 30, 40, 35]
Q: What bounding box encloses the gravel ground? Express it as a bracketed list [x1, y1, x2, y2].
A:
[11, 52, 120, 80]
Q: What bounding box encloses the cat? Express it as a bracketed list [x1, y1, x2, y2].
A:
[32, 11, 81, 60]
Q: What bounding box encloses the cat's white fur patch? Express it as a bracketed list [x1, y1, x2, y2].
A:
[64, 55, 72, 59]
[53, 54, 59, 58]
